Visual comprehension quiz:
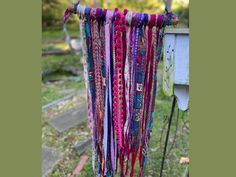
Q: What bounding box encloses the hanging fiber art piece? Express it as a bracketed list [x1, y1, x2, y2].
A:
[64, 2, 178, 177]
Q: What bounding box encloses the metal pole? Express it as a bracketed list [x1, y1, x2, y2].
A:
[159, 96, 176, 177]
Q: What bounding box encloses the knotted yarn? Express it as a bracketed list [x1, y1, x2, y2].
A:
[64, 4, 177, 177]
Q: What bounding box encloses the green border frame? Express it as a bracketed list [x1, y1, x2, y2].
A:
[190, 0, 236, 176]
[0, 0, 41, 176]
[1, 0, 236, 176]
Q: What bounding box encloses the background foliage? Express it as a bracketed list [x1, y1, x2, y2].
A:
[42, 0, 189, 30]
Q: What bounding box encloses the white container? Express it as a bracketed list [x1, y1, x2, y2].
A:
[163, 28, 189, 111]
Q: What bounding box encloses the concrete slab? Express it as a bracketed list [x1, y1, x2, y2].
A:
[42, 145, 63, 177]
[48, 105, 88, 132]
[74, 137, 92, 155]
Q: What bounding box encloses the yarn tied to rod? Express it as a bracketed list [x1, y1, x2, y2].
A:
[63, 2, 178, 177]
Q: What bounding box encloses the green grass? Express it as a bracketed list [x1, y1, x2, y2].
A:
[42, 30, 66, 40]
[42, 81, 85, 106]
[42, 54, 83, 74]
[42, 23, 80, 40]
[41, 54, 85, 106]
[42, 42, 70, 52]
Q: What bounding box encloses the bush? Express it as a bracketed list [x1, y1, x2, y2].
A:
[42, 0, 78, 30]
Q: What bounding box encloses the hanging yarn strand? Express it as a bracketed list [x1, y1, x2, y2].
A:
[63, 2, 178, 177]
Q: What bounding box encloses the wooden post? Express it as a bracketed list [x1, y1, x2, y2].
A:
[163, 0, 173, 9]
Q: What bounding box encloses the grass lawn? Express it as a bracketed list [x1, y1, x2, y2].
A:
[41, 54, 84, 106]
[42, 42, 70, 52]
[42, 54, 83, 73]
[41, 81, 85, 106]
[42, 23, 79, 40]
